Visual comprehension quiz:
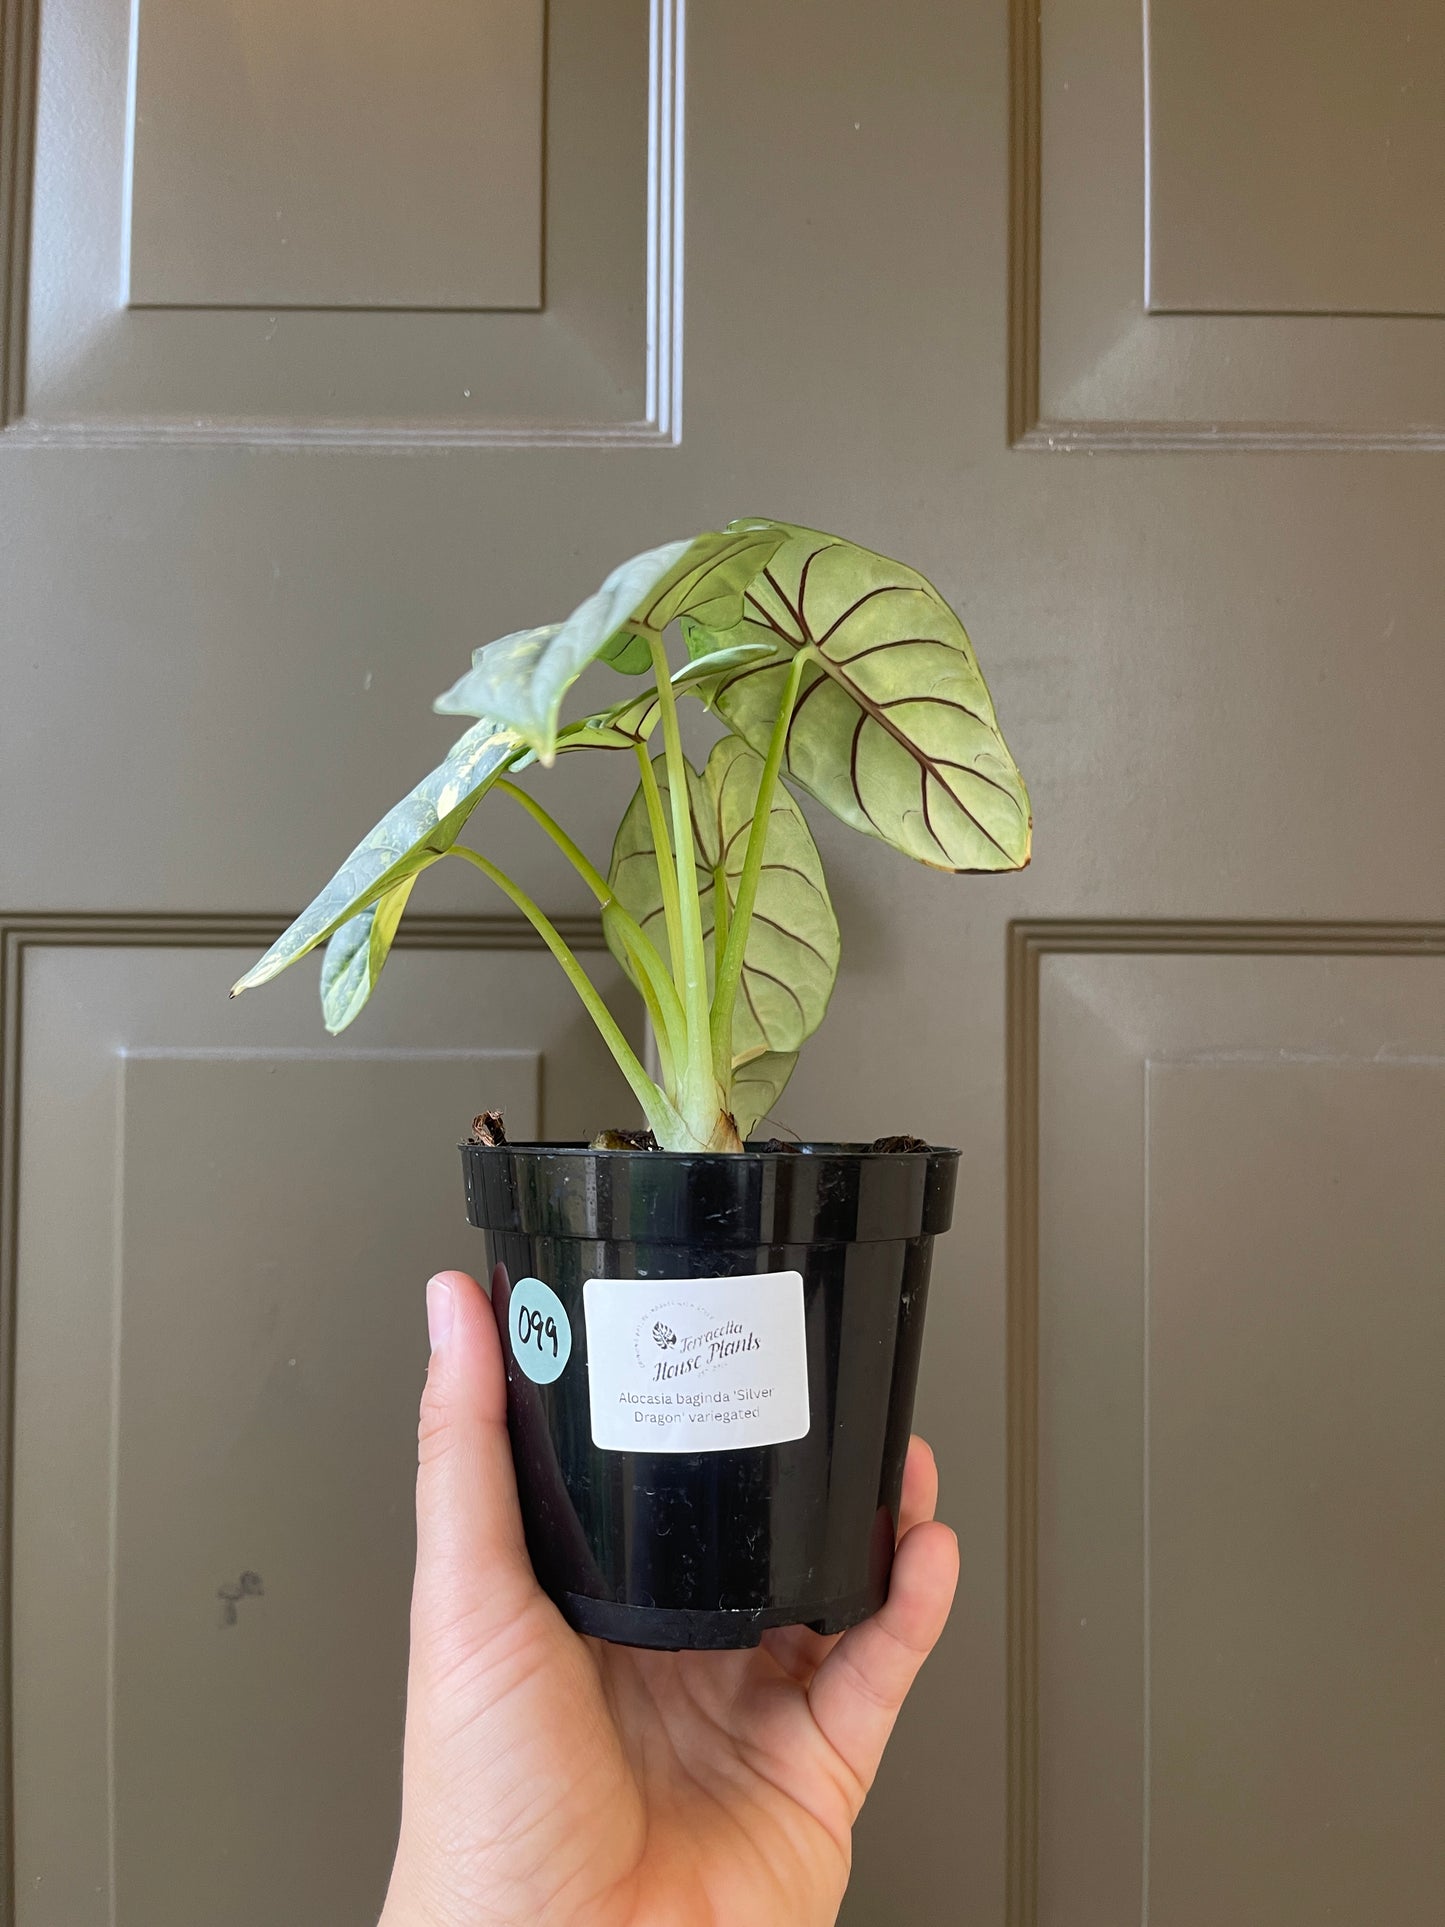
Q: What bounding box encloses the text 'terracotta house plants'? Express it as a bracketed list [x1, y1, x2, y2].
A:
[232, 520, 1030, 1649]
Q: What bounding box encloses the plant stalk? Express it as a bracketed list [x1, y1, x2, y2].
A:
[644, 628, 732, 1148]
[446, 846, 683, 1145]
[604, 905, 675, 1091]
[494, 777, 686, 1057]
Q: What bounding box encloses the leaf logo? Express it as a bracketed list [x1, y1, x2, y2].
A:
[652, 1321, 677, 1350]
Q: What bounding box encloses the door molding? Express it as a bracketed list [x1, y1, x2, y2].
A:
[1004, 917, 1445, 1927]
[0, 906, 604, 1922]
[1007, 0, 1445, 453]
[0, 0, 38, 430]
[0, 0, 686, 447]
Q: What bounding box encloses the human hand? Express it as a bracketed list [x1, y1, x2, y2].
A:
[379, 1269, 959, 1927]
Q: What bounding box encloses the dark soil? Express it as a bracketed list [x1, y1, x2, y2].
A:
[470, 1112, 933, 1155]
[590, 1128, 660, 1150]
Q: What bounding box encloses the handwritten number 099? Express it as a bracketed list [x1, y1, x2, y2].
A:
[517, 1301, 559, 1359]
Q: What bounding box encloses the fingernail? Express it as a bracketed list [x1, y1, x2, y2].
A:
[426, 1277, 454, 1352]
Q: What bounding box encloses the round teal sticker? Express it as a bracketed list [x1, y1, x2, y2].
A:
[508, 1276, 572, 1385]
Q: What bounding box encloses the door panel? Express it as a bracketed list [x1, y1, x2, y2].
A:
[9, 931, 633, 1927]
[127, 0, 546, 313]
[1020, 0, 1445, 443]
[1017, 932, 1445, 1927]
[17, 0, 668, 436]
[2, 2, 1443, 1925]
[1145, 0, 1445, 318]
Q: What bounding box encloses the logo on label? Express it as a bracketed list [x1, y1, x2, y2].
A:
[633, 1299, 764, 1383]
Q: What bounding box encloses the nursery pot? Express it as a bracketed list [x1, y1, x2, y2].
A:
[462, 1141, 959, 1651]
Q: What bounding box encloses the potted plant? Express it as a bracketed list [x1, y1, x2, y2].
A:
[231, 518, 1030, 1649]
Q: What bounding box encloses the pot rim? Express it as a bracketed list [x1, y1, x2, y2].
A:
[457, 1139, 961, 1160]
[461, 1140, 960, 1242]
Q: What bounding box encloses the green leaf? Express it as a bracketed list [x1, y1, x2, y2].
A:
[595, 629, 654, 675]
[230, 718, 522, 996]
[643, 525, 787, 633]
[430, 526, 787, 761]
[729, 1050, 799, 1139]
[544, 643, 779, 756]
[434, 625, 562, 715]
[319, 878, 416, 1033]
[607, 735, 840, 1064]
[685, 520, 1032, 873]
[432, 543, 690, 746]
[671, 639, 779, 686]
[551, 686, 662, 755]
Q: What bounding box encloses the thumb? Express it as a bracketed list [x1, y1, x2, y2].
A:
[411, 1269, 539, 1653]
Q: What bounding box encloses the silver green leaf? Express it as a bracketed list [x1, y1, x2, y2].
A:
[536, 642, 781, 758]
[607, 735, 840, 1065]
[434, 625, 562, 716]
[230, 717, 522, 996]
[595, 629, 655, 675]
[729, 1050, 799, 1140]
[430, 527, 787, 761]
[684, 520, 1032, 873]
[432, 545, 690, 748]
[670, 639, 780, 687]
[319, 878, 416, 1033]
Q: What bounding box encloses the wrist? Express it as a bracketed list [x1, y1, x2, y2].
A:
[377, 1866, 458, 1927]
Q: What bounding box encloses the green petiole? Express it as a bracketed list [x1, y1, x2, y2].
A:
[445, 846, 684, 1145]
[494, 777, 687, 1064]
[645, 628, 726, 1147]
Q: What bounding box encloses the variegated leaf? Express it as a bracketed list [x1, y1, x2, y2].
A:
[434, 625, 562, 715]
[230, 717, 521, 995]
[432, 527, 786, 761]
[319, 878, 416, 1033]
[684, 520, 1032, 873]
[540, 642, 780, 756]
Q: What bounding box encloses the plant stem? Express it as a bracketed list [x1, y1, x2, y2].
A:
[634, 743, 684, 990]
[712, 864, 730, 961]
[494, 777, 686, 1054]
[645, 627, 725, 1144]
[446, 846, 683, 1144]
[603, 905, 675, 1090]
[709, 647, 812, 1086]
[495, 777, 611, 897]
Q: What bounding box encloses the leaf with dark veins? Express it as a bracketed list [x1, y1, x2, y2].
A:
[730, 1050, 800, 1141]
[606, 737, 839, 1092]
[683, 520, 1032, 873]
[546, 641, 781, 756]
[434, 527, 787, 759]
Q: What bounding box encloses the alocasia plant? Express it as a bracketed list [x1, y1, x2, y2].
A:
[230, 519, 1031, 1151]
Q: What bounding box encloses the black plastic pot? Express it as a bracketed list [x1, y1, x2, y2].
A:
[462, 1141, 959, 1650]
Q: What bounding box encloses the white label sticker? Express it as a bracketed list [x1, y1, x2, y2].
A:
[582, 1271, 810, 1453]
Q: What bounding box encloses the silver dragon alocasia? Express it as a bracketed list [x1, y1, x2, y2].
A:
[232, 521, 1030, 1151]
